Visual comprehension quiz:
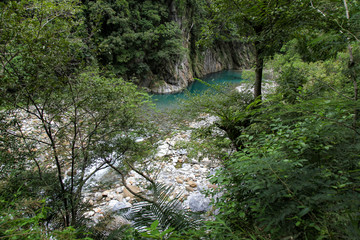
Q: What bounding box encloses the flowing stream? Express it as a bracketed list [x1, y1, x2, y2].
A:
[151, 70, 244, 110]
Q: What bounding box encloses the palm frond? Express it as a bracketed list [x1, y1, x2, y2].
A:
[122, 182, 199, 232]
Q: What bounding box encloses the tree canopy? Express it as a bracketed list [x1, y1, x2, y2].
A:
[1, 0, 360, 239]
[202, 0, 324, 99]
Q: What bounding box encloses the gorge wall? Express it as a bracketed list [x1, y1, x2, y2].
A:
[86, 0, 252, 94]
[150, 42, 252, 94]
[148, 1, 252, 94]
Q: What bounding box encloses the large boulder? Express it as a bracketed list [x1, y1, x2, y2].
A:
[123, 185, 141, 198]
[188, 193, 211, 212]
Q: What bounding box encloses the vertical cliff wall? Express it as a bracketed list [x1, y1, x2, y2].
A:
[149, 1, 252, 94]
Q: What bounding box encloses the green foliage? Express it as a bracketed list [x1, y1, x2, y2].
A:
[0, 0, 84, 100]
[190, 53, 360, 238]
[295, 31, 348, 62]
[180, 34, 360, 238]
[267, 40, 351, 100]
[0, 0, 156, 231]
[139, 220, 180, 240]
[1, 0, 360, 239]
[84, 0, 184, 79]
[123, 183, 198, 233]
[276, 65, 307, 103]
[0, 66, 154, 227]
[178, 217, 255, 240]
[202, 0, 315, 57]
[93, 182, 199, 240]
[0, 194, 92, 239]
[290, 1, 360, 63]
[211, 109, 360, 238]
[180, 82, 257, 150]
[175, 124, 232, 162]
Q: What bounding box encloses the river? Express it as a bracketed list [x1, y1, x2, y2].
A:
[151, 70, 243, 110]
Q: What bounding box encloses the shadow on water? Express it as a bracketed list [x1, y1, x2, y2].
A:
[151, 70, 243, 111]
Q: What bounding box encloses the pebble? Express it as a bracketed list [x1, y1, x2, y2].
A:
[94, 192, 102, 201]
[94, 207, 102, 213]
[84, 211, 95, 217]
[115, 194, 124, 202]
[188, 180, 197, 188]
[208, 184, 218, 189]
[176, 178, 184, 184]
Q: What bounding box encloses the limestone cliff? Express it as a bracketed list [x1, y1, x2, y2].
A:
[150, 1, 252, 94]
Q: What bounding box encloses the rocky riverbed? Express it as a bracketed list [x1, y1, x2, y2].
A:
[3, 108, 223, 228]
[81, 115, 222, 225]
[80, 81, 278, 226]
[5, 81, 277, 229]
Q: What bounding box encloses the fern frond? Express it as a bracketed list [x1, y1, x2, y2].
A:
[122, 182, 199, 232]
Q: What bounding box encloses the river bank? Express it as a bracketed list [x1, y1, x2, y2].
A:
[4, 72, 278, 231]
[81, 114, 224, 228]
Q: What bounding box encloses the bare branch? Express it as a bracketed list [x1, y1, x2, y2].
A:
[5, 131, 51, 146]
[105, 160, 155, 204]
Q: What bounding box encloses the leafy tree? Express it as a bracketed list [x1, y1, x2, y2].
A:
[210, 110, 360, 238]
[0, 0, 154, 229]
[0, 194, 91, 239]
[293, 0, 360, 129]
[183, 81, 360, 238]
[201, 0, 316, 99]
[182, 4, 360, 234]
[83, 0, 185, 84]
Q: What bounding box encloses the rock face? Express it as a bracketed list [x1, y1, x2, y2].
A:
[149, 1, 252, 94]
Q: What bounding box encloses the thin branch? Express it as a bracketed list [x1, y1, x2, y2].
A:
[336, 21, 360, 42]
[324, 82, 354, 100]
[68, 80, 78, 223]
[105, 159, 155, 204]
[5, 131, 51, 146]
[125, 159, 155, 186]
[13, 119, 43, 180]
[0, 51, 20, 70]
[315, 113, 360, 136]
[38, 15, 60, 37]
[81, 163, 108, 185]
[310, 0, 326, 17]
[343, 0, 350, 19]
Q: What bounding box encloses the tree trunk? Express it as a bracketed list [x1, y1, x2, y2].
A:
[343, 0, 358, 130]
[254, 49, 264, 100]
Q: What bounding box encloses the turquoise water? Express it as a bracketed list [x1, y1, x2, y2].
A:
[151, 70, 243, 110]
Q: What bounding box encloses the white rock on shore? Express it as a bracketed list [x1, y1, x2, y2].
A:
[83, 114, 222, 224]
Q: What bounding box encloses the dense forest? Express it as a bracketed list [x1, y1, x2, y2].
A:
[0, 0, 360, 239]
